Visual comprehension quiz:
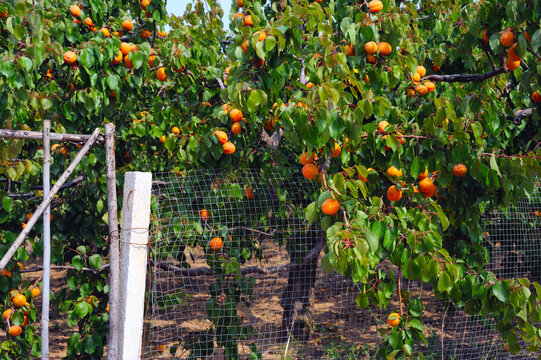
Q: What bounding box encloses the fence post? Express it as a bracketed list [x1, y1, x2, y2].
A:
[118, 172, 152, 359]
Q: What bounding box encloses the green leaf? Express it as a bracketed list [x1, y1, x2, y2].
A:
[365, 230, 379, 253]
[106, 74, 120, 90]
[489, 154, 501, 176]
[18, 57, 33, 72]
[72, 255, 84, 271]
[2, 196, 13, 213]
[79, 49, 95, 69]
[305, 201, 319, 224]
[492, 281, 510, 302]
[432, 203, 449, 230]
[88, 254, 102, 270]
[131, 52, 144, 69]
[74, 301, 91, 318]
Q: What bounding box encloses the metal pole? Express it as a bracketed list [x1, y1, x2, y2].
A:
[41, 120, 51, 360]
[0, 128, 102, 271]
[105, 124, 120, 360]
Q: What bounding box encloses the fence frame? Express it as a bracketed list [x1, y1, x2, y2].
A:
[0, 124, 122, 359]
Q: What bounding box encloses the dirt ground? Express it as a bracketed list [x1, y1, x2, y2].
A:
[142, 240, 536, 360]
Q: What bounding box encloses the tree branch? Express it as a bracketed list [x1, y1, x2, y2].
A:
[21, 263, 109, 274]
[260, 128, 284, 150]
[423, 67, 507, 83]
[527, 45, 541, 60]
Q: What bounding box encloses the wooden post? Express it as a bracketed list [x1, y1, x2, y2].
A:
[0, 128, 102, 271]
[0, 128, 105, 143]
[41, 120, 51, 360]
[105, 124, 120, 360]
[119, 172, 152, 360]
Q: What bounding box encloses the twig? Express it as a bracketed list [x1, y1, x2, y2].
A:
[398, 272, 403, 314]
[423, 67, 506, 83]
[320, 151, 333, 174]
[527, 45, 541, 60]
[20, 264, 110, 274]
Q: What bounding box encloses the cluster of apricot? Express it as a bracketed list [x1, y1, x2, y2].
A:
[64, 3, 167, 82]
[362, 40, 392, 63]
[2, 287, 40, 338]
[405, 65, 436, 96]
[234, 0, 266, 67]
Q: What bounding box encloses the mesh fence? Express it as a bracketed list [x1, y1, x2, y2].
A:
[143, 169, 541, 359]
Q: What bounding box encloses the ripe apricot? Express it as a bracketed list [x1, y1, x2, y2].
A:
[245, 186, 254, 199]
[156, 67, 167, 81]
[213, 130, 228, 144]
[69, 5, 81, 17]
[377, 120, 389, 133]
[8, 325, 22, 337]
[140, 29, 150, 38]
[423, 183, 437, 197]
[508, 44, 520, 61]
[120, 42, 131, 55]
[364, 41, 378, 54]
[418, 177, 434, 194]
[306, 82, 315, 89]
[368, 0, 383, 13]
[425, 81, 436, 92]
[111, 50, 123, 64]
[377, 42, 391, 56]
[3, 309, 13, 320]
[300, 152, 317, 165]
[453, 164, 467, 177]
[387, 186, 402, 202]
[141, 0, 150, 10]
[121, 20, 133, 31]
[482, 29, 488, 43]
[231, 122, 242, 134]
[345, 44, 355, 56]
[223, 141, 236, 154]
[331, 142, 341, 157]
[524, 31, 531, 42]
[500, 29, 514, 47]
[366, 54, 376, 63]
[257, 31, 266, 41]
[358, 168, 375, 182]
[531, 91, 541, 103]
[505, 57, 520, 70]
[321, 198, 340, 215]
[159, 135, 166, 144]
[171, 126, 180, 135]
[124, 55, 134, 68]
[157, 30, 167, 37]
[236, 0, 245, 7]
[412, 72, 421, 82]
[302, 164, 319, 180]
[387, 313, 400, 327]
[31, 287, 40, 297]
[233, 12, 244, 21]
[416, 66, 426, 77]
[83, 17, 94, 27]
[0, 269, 11, 277]
[230, 109, 243, 122]
[417, 168, 428, 180]
[100, 27, 110, 37]
[415, 84, 428, 96]
[63, 51, 77, 65]
[209, 237, 223, 250]
[199, 209, 209, 221]
[244, 15, 253, 26]
[241, 41, 248, 53]
[12, 294, 26, 308]
[386, 166, 402, 178]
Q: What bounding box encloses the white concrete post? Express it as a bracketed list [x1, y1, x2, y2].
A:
[119, 172, 152, 360]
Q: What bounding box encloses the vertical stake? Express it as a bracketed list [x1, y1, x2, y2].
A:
[119, 172, 152, 359]
[105, 124, 120, 360]
[41, 119, 51, 360]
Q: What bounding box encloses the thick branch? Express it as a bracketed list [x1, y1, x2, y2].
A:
[260, 128, 284, 150]
[423, 67, 506, 83]
[0, 129, 105, 144]
[21, 264, 110, 274]
[511, 108, 534, 124]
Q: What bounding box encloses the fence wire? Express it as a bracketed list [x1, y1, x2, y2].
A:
[144, 169, 540, 359]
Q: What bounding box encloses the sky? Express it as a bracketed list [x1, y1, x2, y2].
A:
[166, 0, 231, 27]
